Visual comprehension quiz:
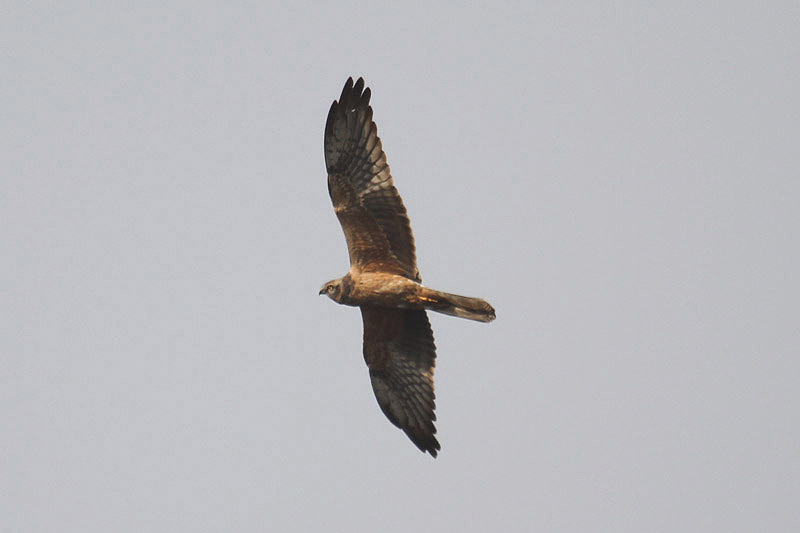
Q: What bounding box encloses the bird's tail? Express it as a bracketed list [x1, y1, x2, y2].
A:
[420, 288, 496, 323]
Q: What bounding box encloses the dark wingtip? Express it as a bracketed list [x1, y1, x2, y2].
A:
[353, 77, 365, 98]
[325, 76, 374, 172]
[424, 437, 441, 458]
[339, 76, 355, 104]
[407, 430, 441, 458]
[428, 442, 440, 458]
[335, 76, 370, 111]
[324, 100, 338, 139]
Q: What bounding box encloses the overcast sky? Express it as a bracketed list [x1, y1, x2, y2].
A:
[2, 2, 798, 531]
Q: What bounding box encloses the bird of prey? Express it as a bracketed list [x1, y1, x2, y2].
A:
[320, 77, 495, 457]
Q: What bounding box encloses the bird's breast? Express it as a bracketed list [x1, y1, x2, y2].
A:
[348, 272, 423, 308]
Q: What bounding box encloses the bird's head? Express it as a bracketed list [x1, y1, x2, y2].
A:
[319, 278, 344, 302]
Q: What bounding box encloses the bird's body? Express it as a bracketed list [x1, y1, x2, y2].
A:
[322, 271, 420, 308]
[321, 271, 495, 321]
[320, 77, 495, 457]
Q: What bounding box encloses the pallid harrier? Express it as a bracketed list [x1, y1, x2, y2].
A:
[320, 77, 495, 457]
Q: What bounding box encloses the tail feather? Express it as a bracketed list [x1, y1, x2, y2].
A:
[422, 289, 496, 323]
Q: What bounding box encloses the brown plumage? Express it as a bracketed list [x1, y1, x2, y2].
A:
[320, 77, 495, 457]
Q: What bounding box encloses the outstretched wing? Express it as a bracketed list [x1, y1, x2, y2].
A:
[361, 306, 439, 457]
[325, 77, 420, 281]
[327, 173, 408, 276]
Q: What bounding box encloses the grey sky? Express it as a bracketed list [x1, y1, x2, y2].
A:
[2, 2, 798, 531]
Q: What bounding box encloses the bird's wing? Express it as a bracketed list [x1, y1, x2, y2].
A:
[361, 306, 439, 457]
[325, 77, 420, 281]
[327, 173, 408, 276]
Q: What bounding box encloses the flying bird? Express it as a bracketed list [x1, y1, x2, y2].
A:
[320, 77, 495, 457]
